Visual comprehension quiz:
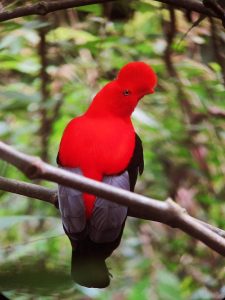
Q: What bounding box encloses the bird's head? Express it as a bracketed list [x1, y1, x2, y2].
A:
[86, 62, 157, 118]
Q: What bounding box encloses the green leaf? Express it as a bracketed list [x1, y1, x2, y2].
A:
[128, 277, 150, 300]
[76, 4, 102, 14]
[156, 269, 183, 300]
[47, 27, 98, 45]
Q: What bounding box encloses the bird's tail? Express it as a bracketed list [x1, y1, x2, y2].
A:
[71, 238, 111, 288]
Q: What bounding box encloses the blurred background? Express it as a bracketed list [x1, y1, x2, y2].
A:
[0, 0, 225, 299]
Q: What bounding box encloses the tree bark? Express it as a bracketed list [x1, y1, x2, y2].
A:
[0, 0, 222, 23]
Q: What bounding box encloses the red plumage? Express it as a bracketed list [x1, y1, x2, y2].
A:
[58, 62, 157, 218]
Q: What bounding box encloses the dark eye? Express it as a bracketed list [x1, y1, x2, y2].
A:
[123, 89, 131, 96]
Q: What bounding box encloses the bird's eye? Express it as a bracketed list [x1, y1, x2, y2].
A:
[123, 89, 131, 96]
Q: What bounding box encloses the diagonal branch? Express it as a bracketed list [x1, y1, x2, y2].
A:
[0, 176, 57, 204]
[0, 141, 225, 256]
[151, 0, 217, 17]
[1, 176, 225, 240]
[203, 0, 225, 26]
[0, 0, 117, 22]
[0, 0, 222, 23]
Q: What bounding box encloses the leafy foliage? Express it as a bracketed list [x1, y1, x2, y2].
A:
[0, 1, 225, 299]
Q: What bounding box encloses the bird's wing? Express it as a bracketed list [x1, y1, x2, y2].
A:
[58, 168, 86, 236]
[58, 169, 128, 241]
[127, 133, 144, 191]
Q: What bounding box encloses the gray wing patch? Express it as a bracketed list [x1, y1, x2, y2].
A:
[89, 172, 129, 243]
[58, 168, 86, 236]
[58, 167, 129, 243]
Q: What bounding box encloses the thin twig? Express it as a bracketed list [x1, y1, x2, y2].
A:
[210, 17, 225, 86]
[208, 106, 225, 118]
[153, 0, 217, 17]
[203, 0, 225, 24]
[38, 24, 50, 162]
[0, 176, 57, 204]
[0, 141, 225, 256]
[38, 22, 64, 162]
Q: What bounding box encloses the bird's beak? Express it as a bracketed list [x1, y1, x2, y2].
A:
[138, 87, 155, 101]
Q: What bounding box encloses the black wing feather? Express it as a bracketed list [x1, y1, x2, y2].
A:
[127, 133, 144, 191]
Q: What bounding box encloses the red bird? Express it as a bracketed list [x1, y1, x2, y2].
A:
[57, 62, 157, 288]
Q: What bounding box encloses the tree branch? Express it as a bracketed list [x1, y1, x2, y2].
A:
[0, 0, 222, 23]
[0, 0, 117, 22]
[152, 0, 218, 18]
[1, 175, 225, 240]
[208, 106, 225, 118]
[203, 0, 225, 27]
[38, 24, 51, 162]
[0, 141, 225, 256]
[0, 176, 57, 205]
[210, 17, 225, 85]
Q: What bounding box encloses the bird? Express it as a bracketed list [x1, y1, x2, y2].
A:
[57, 61, 157, 288]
